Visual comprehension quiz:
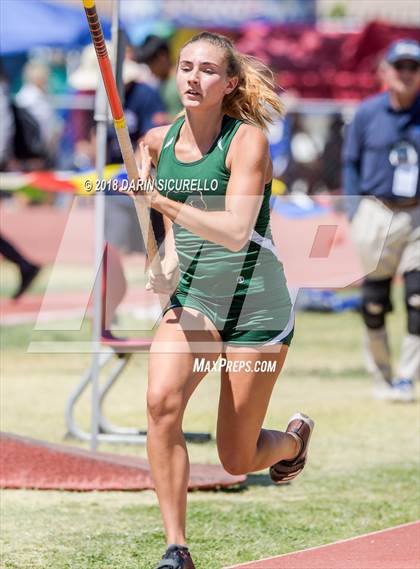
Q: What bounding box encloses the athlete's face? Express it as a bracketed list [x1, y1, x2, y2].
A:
[383, 59, 420, 99]
[177, 41, 238, 110]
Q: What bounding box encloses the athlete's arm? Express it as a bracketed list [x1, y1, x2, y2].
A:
[148, 125, 270, 252]
[142, 126, 179, 259]
[342, 109, 364, 219]
[224, 125, 269, 245]
[160, 214, 177, 261]
[141, 125, 171, 168]
[146, 215, 179, 294]
[140, 126, 180, 293]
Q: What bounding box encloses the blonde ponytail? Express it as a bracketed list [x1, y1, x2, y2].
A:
[181, 32, 284, 130]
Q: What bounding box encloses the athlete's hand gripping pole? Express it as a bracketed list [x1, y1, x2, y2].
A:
[81, 0, 163, 280]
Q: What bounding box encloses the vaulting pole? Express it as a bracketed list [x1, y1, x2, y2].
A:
[81, 0, 162, 276]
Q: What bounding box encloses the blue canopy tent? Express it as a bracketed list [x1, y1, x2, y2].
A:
[0, 0, 111, 55]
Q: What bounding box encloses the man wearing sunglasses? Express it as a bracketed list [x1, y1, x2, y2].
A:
[343, 39, 420, 402]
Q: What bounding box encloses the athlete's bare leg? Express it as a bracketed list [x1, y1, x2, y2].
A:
[216, 343, 299, 475]
[147, 307, 222, 545]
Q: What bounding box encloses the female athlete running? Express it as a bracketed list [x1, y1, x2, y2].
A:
[136, 32, 314, 569]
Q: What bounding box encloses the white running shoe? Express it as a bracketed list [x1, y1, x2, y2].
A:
[373, 380, 394, 401]
[390, 378, 415, 403]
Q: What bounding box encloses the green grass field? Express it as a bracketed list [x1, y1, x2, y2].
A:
[1, 281, 419, 569]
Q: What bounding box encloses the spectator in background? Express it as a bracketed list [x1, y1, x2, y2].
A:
[67, 45, 98, 169]
[107, 57, 169, 162]
[69, 45, 168, 338]
[284, 114, 322, 194]
[343, 39, 420, 402]
[136, 35, 183, 117]
[321, 113, 344, 192]
[0, 63, 14, 170]
[0, 234, 41, 300]
[15, 61, 61, 166]
[0, 63, 41, 299]
[68, 45, 169, 168]
[102, 58, 168, 338]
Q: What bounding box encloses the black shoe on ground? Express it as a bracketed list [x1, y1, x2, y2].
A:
[269, 412, 314, 484]
[156, 544, 196, 569]
[12, 264, 41, 299]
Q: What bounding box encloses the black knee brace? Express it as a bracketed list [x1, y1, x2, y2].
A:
[361, 278, 393, 329]
[404, 271, 420, 335]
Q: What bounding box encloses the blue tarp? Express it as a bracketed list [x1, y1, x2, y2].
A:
[0, 0, 111, 55]
[121, 0, 315, 43]
[0, 0, 316, 55]
[270, 196, 330, 219]
[163, 0, 315, 28]
[295, 289, 361, 313]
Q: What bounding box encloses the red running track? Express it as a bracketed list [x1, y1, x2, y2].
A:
[0, 432, 246, 492]
[1, 204, 365, 288]
[225, 521, 420, 569]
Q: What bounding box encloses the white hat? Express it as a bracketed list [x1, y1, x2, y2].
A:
[69, 44, 146, 91]
[122, 59, 147, 85]
[68, 44, 101, 91]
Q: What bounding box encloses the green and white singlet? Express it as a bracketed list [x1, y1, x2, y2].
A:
[156, 114, 294, 346]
